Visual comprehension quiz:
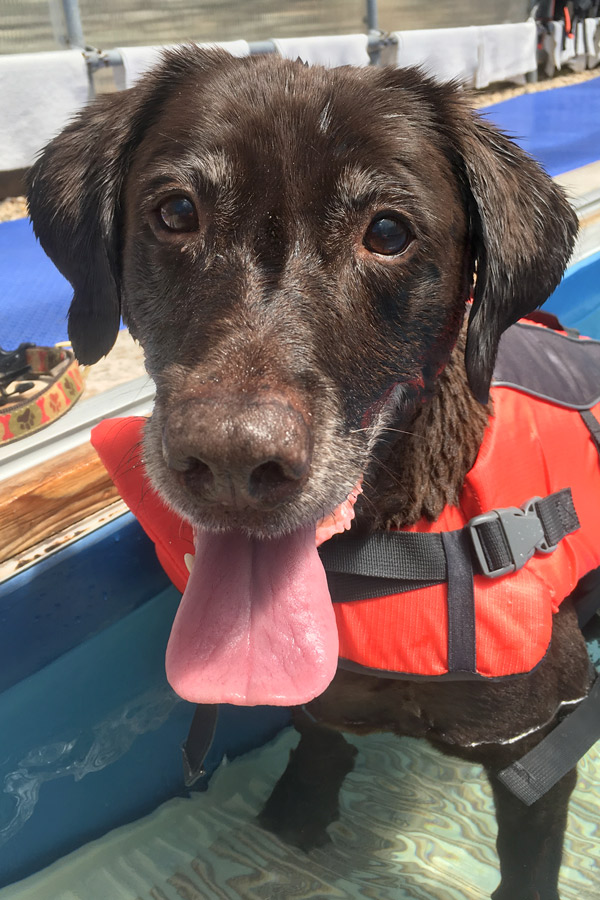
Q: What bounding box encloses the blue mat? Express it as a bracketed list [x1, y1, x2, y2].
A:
[482, 76, 600, 177]
[1, 217, 72, 349]
[1, 77, 599, 349]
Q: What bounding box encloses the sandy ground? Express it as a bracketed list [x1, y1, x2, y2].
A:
[80, 330, 147, 398]
[2, 67, 599, 400]
[470, 65, 600, 107]
[0, 196, 28, 221]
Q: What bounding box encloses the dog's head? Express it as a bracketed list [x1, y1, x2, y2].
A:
[28, 50, 578, 704]
[28, 49, 577, 537]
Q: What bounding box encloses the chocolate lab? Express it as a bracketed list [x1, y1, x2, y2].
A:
[28, 48, 589, 899]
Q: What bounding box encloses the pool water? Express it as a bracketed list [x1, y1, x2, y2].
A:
[546, 249, 600, 340]
[1, 720, 598, 899]
[0, 518, 289, 890]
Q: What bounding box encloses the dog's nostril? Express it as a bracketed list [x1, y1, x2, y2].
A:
[183, 456, 203, 472]
[162, 437, 198, 474]
[249, 460, 303, 500]
[167, 452, 207, 474]
[178, 457, 215, 494]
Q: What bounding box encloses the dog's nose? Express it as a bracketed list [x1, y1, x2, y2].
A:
[163, 394, 312, 509]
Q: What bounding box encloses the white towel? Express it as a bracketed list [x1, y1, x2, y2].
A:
[271, 34, 370, 67]
[117, 40, 250, 89]
[202, 39, 250, 58]
[0, 50, 90, 171]
[575, 20, 585, 57]
[561, 21, 588, 74]
[551, 21, 565, 72]
[549, 21, 577, 67]
[116, 45, 166, 89]
[476, 22, 537, 89]
[541, 27, 557, 77]
[392, 27, 480, 87]
[585, 18, 600, 68]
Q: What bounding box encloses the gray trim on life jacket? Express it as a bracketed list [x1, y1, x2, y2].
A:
[493, 321, 600, 410]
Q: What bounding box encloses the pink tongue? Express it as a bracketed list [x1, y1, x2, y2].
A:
[165, 526, 339, 706]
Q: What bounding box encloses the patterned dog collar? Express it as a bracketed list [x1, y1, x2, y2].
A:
[0, 345, 84, 446]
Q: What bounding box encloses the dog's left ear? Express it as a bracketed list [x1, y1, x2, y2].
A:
[447, 106, 578, 403]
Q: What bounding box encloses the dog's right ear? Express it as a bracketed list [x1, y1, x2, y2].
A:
[27, 88, 145, 364]
[27, 46, 226, 364]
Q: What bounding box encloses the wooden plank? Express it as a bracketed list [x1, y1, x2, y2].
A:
[0, 499, 128, 583]
[0, 442, 120, 564]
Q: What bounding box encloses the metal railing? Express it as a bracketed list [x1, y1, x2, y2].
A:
[0, 0, 533, 56]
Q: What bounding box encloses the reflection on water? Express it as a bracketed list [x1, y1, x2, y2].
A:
[0, 687, 180, 849]
[4, 725, 598, 900]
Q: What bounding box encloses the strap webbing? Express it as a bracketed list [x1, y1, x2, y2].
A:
[473, 517, 512, 572]
[572, 565, 600, 628]
[182, 704, 219, 788]
[324, 572, 439, 603]
[535, 491, 580, 548]
[442, 530, 477, 673]
[581, 408, 600, 452]
[0, 347, 85, 446]
[319, 531, 447, 582]
[497, 675, 600, 806]
[471, 490, 579, 574]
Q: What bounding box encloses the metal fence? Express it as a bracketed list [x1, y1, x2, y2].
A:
[0, 0, 532, 56]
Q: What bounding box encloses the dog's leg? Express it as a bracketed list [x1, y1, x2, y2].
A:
[258, 715, 357, 851]
[487, 765, 577, 900]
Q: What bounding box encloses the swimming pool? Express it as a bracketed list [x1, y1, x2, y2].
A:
[0, 516, 289, 889]
[546, 249, 600, 339]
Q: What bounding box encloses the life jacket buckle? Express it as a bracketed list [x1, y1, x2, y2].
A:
[469, 498, 551, 578]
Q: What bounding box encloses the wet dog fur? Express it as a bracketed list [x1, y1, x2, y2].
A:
[27, 48, 588, 900]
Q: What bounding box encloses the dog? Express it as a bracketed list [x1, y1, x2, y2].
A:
[27, 48, 590, 900]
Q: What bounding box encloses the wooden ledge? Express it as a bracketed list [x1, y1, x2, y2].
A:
[0, 442, 120, 565]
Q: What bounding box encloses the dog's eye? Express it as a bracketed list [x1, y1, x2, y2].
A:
[363, 215, 412, 256]
[158, 196, 198, 233]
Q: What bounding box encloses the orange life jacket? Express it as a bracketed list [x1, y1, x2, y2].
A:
[91, 317, 600, 683]
[328, 388, 600, 680]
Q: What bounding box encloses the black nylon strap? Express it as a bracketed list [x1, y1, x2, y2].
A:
[321, 489, 578, 604]
[325, 572, 439, 604]
[533, 490, 580, 548]
[182, 704, 219, 788]
[469, 488, 579, 577]
[319, 531, 447, 582]
[581, 408, 600, 452]
[473, 518, 512, 571]
[442, 530, 477, 673]
[497, 676, 600, 806]
[572, 565, 600, 628]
